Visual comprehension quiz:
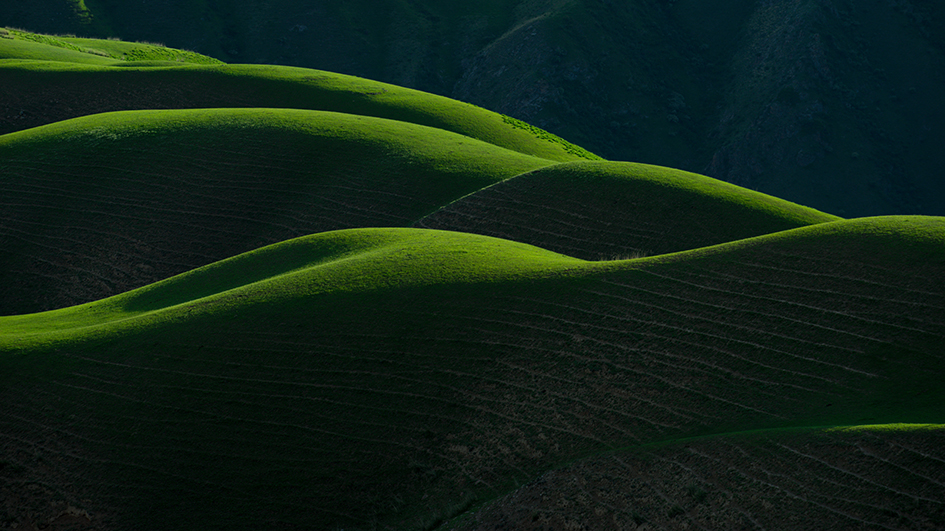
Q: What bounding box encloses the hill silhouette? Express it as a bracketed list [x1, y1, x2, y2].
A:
[1, 31, 944, 531]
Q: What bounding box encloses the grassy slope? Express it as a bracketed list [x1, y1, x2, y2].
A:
[418, 160, 840, 260]
[0, 61, 599, 162]
[2, 218, 943, 528]
[5, 1, 945, 218]
[0, 108, 553, 314]
[0, 27, 222, 64]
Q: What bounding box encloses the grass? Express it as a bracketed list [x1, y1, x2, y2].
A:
[1, 217, 943, 528]
[0, 27, 221, 64]
[0, 57, 598, 162]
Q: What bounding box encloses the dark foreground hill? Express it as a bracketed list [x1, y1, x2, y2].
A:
[2, 219, 944, 529]
[3, 0, 944, 216]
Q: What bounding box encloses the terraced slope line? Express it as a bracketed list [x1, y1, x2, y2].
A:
[417, 160, 841, 259]
[453, 424, 945, 530]
[2, 218, 943, 530]
[0, 60, 599, 162]
[0, 108, 553, 314]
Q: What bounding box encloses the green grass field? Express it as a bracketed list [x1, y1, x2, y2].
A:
[1, 30, 944, 530]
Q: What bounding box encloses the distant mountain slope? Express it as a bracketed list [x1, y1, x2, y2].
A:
[418, 160, 839, 260]
[3, 0, 943, 216]
[0, 108, 553, 314]
[2, 219, 943, 529]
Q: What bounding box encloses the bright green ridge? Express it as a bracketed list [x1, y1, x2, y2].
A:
[623, 423, 945, 453]
[828, 423, 945, 433]
[3, 216, 942, 345]
[0, 228, 586, 345]
[0, 106, 553, 216]
[0, 27, 221, 64]
[0, 59, 599, 161]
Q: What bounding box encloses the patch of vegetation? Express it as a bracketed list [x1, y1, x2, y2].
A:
[501, 114, 602, 161]
[0, 28, 221, 64]
[0, 25, 943, 529]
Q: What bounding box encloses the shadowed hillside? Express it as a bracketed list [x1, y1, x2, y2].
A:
[455, 425, 945, 530]
[418, 161, 839, 260]
[0, 56, 597, 162]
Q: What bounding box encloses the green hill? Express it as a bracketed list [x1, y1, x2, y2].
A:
[0, 107, 553, 314]
[418, 160, 840, 260]
[1, 27, 944, 531]
[2, 219, 943, 529]
[3, 0, 943, 216]
[0, 51, 598, 162]
[0, 27, 222, 64]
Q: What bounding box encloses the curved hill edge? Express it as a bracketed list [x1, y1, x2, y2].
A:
[0, 228, 586, 343]
[0, 27, 223, 65]
[418, 160, 841, 260]
[0, 59, 599, 162]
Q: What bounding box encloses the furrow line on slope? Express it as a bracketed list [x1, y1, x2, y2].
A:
[852, 442, 945, 489]
[688, 267, 945, 317]
[728, 258, 945, 300]
[681, 444, 901, 530]
[582, 285, 874, 372]
[774, 443, 944, 504]
[487, 294, 838, 393]
[446, 189, 666, 238]
[632, 268, 921, 350]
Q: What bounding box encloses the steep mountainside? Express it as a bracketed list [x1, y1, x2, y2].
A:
[2, 0, 943, 216]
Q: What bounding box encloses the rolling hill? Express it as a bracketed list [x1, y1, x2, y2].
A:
[1, 30, 944, 531]
[0, 107, 554, 314]
[417, 160, 840, 260]
[2, 0, 944, 216]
